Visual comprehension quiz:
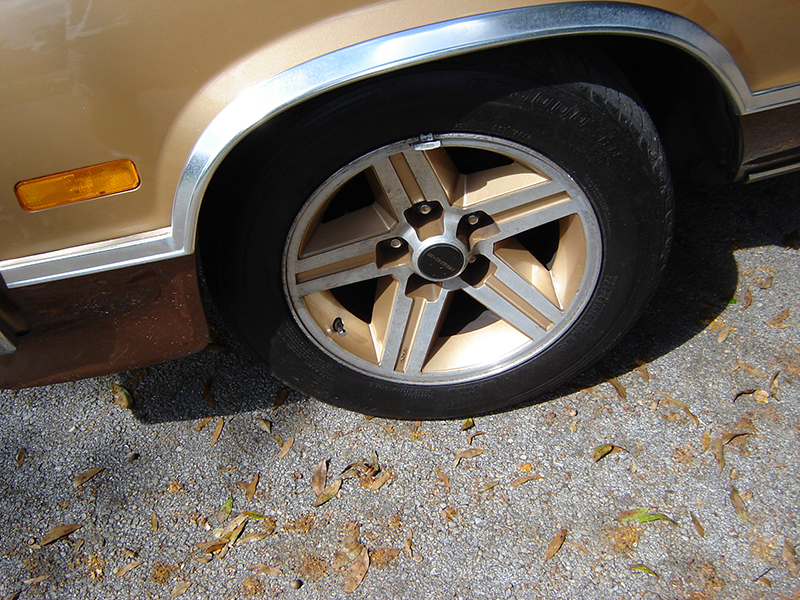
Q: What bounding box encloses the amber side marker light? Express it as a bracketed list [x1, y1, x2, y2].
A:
[15, 159, 140, 211]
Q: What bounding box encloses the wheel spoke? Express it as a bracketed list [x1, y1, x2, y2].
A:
[294, 247, 384, 296]
[371, 157, 419, 217]
[468, 179, 566, 217]
[301, 201, 396, 257]
[381, 283, 448, 374]
[464, 271, 554, 341]
[488, 192, 580, 242]
[488, 258, 564, 323]
[400, 147, 460, 205]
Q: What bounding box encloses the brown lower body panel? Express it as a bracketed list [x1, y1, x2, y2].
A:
[0, 254, 208, 388]
[737, 102, 800, 181]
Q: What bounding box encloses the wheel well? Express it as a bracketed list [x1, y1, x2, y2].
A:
[200, 34, 740, 246]
[592, 35, 740, 184]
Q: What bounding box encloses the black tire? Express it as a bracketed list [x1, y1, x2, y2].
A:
[201, 45, 673, 419]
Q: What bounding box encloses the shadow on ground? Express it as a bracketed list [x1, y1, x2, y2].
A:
[121, 171, 800, 424]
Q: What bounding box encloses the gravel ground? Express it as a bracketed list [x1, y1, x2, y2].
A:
[1, 173, 799, 600]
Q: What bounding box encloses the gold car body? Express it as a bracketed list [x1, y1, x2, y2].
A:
[1, 0, 799, 386]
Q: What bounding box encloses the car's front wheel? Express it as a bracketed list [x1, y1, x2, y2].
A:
[202, 46, 673, 418]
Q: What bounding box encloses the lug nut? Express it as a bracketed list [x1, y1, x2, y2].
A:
[390, 238, 403, 249]
[417, 203, 432, 215]
[467, 214, 480, 226]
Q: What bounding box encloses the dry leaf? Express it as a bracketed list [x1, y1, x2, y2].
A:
[237, 474, 259, 500]
[195, 539, 228, 554]
[274, 388, 289, 407]
[255, 418, 272, 433]
[202, 378, 215, 408]
[740, 288, 752, 310]
[116, 560, 143, 578]
[545, 529, 567, 561]
[461, 418, 474, 431]
[717, 326, 732, 343]
[617, 508, 651, 522]
[369, 450, 380, 474]
[440, 506, 458, 523]
[369, 470, 393, 492]
[151, 511, 159, 531]
[767, 308, 790, 329]
[770, 371, 781, 397]
[735, 359, 768, 378]
[312, 459, 328, 496]
[657, 391, 699, 427]
[238, 531, 271, 544]
[170, 581, 191, 597]
[210, 418, 224, 447]
[634, 365, 651, 382]
[710, 436, 725, 473]
[73, 467, 105, 489]
[479, 481, 499, 492]
[279, 437, 294, 459]
[15, 448, 25, 468]
[569, 419, 579, 433]
[617, 507, 675, 524]
[371, 548, 401, 569]
[39, 524, 81, 546]
[219, 514, 248, 541]
[313, 478, 342, 507]
[631, 564, 659, 578]
[784, 539, 800, 577]
[753, 390, 769, 402]
[691, 512, 705, 537]
[638, 512, 676, 524]
[23, 575, 49, 585]
[195, 417, 213, 432]
[333, 523, 364, 568]
[701, 428, 712, 452]
[510, 474, 543, 487]
[403, 530, 422, 562]
[111, 383, 133, 409]
[467, 430, 485, 445]
[608, 377, 627, 400]
[218, 496, 233, 523]
[733, 389, 757, 402]
[343, 547, 369, 593]
[250, 564, 282, 576]
[592, 444, 627, 462]
[722, 432, 750, 445]
[730, 486, 749, 522]
[453, 448, 484, 467]
[435, 465, 451, 493]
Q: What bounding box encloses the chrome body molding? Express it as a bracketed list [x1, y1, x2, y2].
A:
[0, 228, 179, 287]
[4, 1, 800, 289]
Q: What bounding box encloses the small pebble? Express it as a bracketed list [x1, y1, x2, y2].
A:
[289, 579, 303, 590]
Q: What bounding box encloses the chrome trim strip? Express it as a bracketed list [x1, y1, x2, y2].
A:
[0, 228, 178, 287]
[5, 1, 800, 288]
[746, 161, 800, 183]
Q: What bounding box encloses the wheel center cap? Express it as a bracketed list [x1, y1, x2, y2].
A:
[417, 243, 466, 281]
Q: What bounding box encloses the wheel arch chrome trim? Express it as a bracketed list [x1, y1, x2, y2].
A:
[4, 1, 799, 288]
